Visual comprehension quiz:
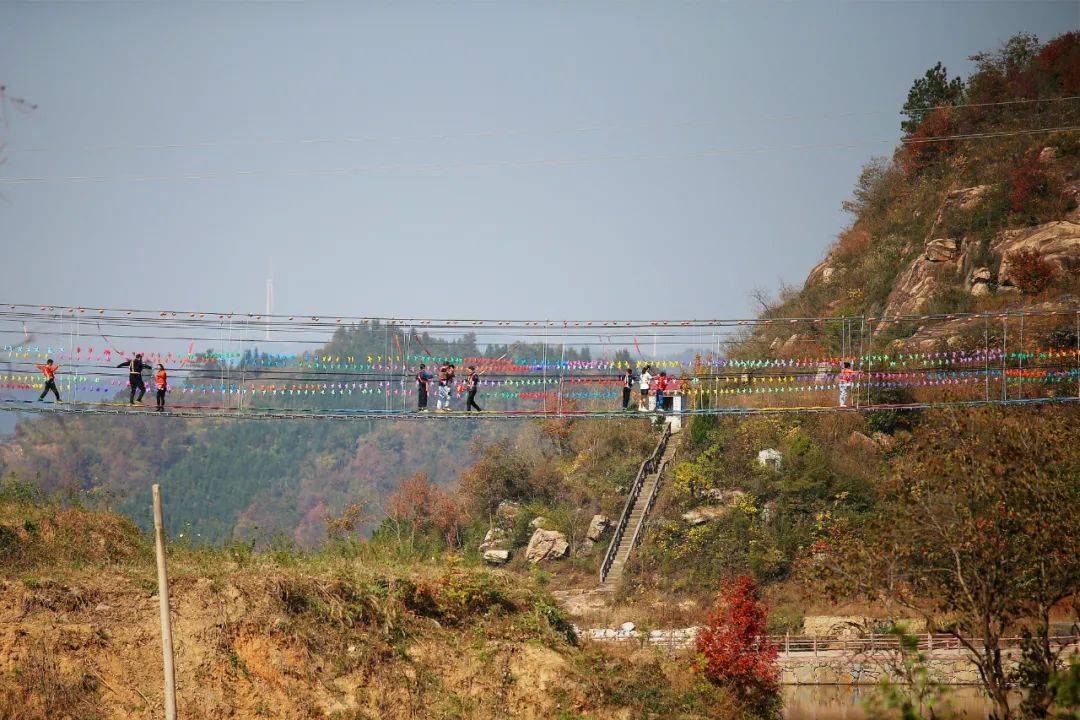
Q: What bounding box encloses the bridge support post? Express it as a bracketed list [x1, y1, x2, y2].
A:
[927, 632, 933, 658]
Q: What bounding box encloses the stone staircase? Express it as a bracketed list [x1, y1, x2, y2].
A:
[599, 433, 675, 588]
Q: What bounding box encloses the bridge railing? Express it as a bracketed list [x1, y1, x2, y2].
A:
[581, 629, 1080, 655]
[598, 424, 672, 585]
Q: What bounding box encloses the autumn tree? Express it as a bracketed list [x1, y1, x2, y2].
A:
[696, 574, 780, 712]
[384, 472, 463, 547]
[814, 407, 1080, 720]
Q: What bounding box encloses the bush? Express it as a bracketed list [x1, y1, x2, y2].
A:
[1008, 249, 1057, 294]
[1007, 155, 1050, 212]
[696, 575, 780, 712]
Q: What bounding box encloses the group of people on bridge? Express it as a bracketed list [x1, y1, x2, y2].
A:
[36, 353, 170, 411]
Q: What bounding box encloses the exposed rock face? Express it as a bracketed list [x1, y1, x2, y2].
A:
[993, 221, 1080, 287]
[682, 506, 730, 526]
[925, 185, 991, 240]
[525, 529, 569, 563]
[1038, 146, 1060, 164]
[585, 514, 609, 542]
[884, 238, 965, 317]
[482, 549, 510, 565]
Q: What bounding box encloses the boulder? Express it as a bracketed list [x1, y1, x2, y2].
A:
[821, 267, 836, 284]
[682, 506, 729, 526]
[969, 266, 992, 284]
[703, 488, 747, 505]
[925, 185, 991, 239]
[619, 621, 636, 634]
[525, 529, 569, 563]
[757, 448, 782, 471]
[482, 549, 511, 565]
[529, 516, 549, 530]
[1038, 146, 1060, 164]
[479, 526, 508, 552]
[925, 238, 961, 263]
[585, 514, 609, 542]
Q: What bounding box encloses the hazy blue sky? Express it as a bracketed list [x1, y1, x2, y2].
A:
[1, 1, 1076, 323]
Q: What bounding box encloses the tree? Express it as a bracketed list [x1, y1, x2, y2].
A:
[695, 574, 780, 711]
[815, 408, 1080, 720]
[901, 63, 965, 135]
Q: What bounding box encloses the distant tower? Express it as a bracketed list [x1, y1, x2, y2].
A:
[265, 277, 274, 341]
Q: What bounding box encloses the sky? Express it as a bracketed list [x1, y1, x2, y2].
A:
[1, 1, 1077, 325]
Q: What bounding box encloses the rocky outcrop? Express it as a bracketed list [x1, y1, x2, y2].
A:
[925, 185, 991, 240]
[682, 506, 730, 526]
[993, 221, 1080, 287]
[585, 515, 609, 542]
[757, 448, 782, 470]
[883, 238, 965, 317]
[525, 529, 569, 563]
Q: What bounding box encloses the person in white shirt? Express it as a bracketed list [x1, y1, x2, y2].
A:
[639, 365, 653, 411]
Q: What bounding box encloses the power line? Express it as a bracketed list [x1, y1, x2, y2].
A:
[6, 95, 1078, 155]
[2, 125, 1077, 186]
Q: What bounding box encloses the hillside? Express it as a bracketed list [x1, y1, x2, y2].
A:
[0, 479, 739, 720]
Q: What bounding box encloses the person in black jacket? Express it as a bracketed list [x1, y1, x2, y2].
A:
[465, 366, 482, 412]
[117, 353, 151, 404]
[621, 367, 636, 410]
[416, 363, 432, 411]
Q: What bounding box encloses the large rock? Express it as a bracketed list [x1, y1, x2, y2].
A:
[482, 549, 510, 565]
[529, 516, 549, 530]
[925, 185, 991, 239]
[479, 526, 508, 552]
[993, 221, 1080, 287]
[525, 529, 569, 563]
[585, 514, 609, 542]
[924, 238, 961, 263]
[682, 506, 730, 526]
[757, 448, 782, 470]
[703, 488, 748, 505]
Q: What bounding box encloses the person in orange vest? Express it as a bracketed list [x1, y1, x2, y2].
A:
[838, 361, 859, 407]
[36, 359, 61, 402]
[154, 364, 168, 411]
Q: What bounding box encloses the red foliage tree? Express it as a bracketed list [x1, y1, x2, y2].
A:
[897, 108, 957, 176]
[1006, 250, 1057, 295]
[695, 574, 780, 702]
[1007, 155, 1050, 213]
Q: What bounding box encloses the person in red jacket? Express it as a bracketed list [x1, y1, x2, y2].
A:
[154, 364, 168, 411]
[36, 359, 61, 402]
[837, 361, 859, 407]
[654, 371, 668, 413]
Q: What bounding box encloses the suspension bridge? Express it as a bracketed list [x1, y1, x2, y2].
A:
[1, 302, 1077, 421]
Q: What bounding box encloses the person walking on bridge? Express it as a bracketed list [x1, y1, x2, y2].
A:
[154, 364, 168, 411]
[655, 371, 668, 413]
[465, 365, 482, 412]
[36, 359, 61, 402]
[621, 367, 636, 410]
[837, 361, 859, 407]
[638, 365, 653, 411]
[117, 353, 151, 404]
[416, 363, 432, 411]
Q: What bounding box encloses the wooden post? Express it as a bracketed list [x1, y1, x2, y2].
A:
[152, 484, 178, 720]
[927, 632, 933, 657]
[785, 631, 790, 655]
[813, 636, 818, 657]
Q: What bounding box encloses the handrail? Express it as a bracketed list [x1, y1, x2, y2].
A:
[599, 425, 672, 584]
[581, 630, 1080, 654]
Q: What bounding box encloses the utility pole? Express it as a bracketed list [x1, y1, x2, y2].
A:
[152, 485, 177, 720]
